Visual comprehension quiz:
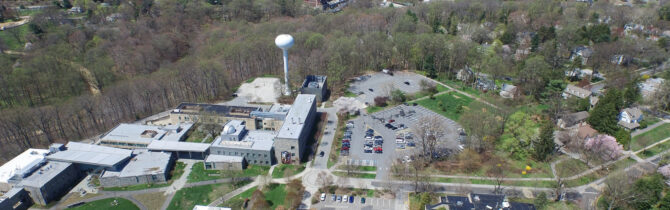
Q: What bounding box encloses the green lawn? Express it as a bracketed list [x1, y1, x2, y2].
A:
[218, 184, 287, 209]
[632, 123, 670, 151]
[271, 163, 306, 178]
[563, 158, 636, 187]
[188, 163, 269, 183]
[0, 24, 30, 51]
[68, 198, 139, 210]
[416, 91, 474, 120]
[185, 129, 208, 143]
[333, 171, 376, 179]
[366, 106, 384, 113]
[437, 77, 482, 98]
[167, 181, 250, 210]
[639, 140, 670, 158]
[555, 159, 590, 178]
[103, 162, 185, 191]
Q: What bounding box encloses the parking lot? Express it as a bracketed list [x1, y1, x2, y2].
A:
[313, 194, 399, 210]
[344, 105, 462, 180]
[348, 71, 432, 105]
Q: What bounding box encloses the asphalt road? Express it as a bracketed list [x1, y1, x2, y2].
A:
[313, 108, 338, 169]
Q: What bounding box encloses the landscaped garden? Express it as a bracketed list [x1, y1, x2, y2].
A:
[187, 162, 269, 183]
[167, 181, 250, 210]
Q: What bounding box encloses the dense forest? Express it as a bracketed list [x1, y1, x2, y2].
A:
[0, 0, 669, 163]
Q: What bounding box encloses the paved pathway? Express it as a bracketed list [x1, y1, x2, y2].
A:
[632, 121, 667, 136]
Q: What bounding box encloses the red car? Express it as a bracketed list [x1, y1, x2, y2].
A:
[342, 146, 350, 150]
[388, 119, 395, 123]
[374, 146, 383, 153]
[342, 139, 351, 143]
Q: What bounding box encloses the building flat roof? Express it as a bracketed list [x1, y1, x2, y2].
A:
[101, 151, 172, 178]
[212, 130, 275, 151]
[276, 94, 316, 140]
[205, 155, 244, 163]
[101, 123, 193, 145]
[46, 142, 133, 167]
[147, 141, 210, 153]
[19, 161, 72, 188]
[172, 103, 261, 118]
[0, 149, 49, 184]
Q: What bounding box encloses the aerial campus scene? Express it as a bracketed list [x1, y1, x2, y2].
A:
[1, 0, 670, 210]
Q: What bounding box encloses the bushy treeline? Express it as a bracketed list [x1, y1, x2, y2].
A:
[0, 0, 669, 162]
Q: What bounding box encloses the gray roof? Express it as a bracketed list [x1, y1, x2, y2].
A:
[222, 120, 245, 136]
[205, 155, 244, 163]
[276, 94, 316, 140]
[565, 84, 591, 98]
[212, 130, 275, 151]
[623, 108, 643, 119]
[101, 123, 193, 145]
[19, 161, 72, 188]
[172, 103, 261, 118]
[147, 140, 210, 152]
[100, 151, 172, 178]
[561, 111, 589, 127]
[47, 142, 133, 167]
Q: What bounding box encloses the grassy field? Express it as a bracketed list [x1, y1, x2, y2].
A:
[185, 129, 208, 143]
[563, 158, 636, 187]
[333, 171, 376, 179]
[639, 139, 670, 159]
[133, 192, 167, 210]
[271, 163, 306, 178]
[219, 184, 287, 209]
[425, 152, 554, 179]
[632, 123, 670, 151]
[188, 163, 269, 183]
[167, 181, 250, 210]
[103, 162, 185, 191]
[68, 198, 139, 210]
[416, 91, 474, 120]
[0, 24, 29, 51]
[555, 158, 590, 178]
[366, 106, 385, 113]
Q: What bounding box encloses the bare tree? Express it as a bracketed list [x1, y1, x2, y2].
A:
[602, 172, 637, 210]
[486, 162, 505, 195]
[413, 116, 446, 162]
[315, 171, 334, 190]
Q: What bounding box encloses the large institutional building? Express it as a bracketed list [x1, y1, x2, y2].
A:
[0, 92, 320, 209]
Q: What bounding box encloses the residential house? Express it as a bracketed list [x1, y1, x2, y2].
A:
[618, 108, 643, 130]
[571, 46, 593, 65]
[425, 193, 536, 210]
[499, 84, 519, 98]
[577, 123, 598, 140]
[557, 111, 590, 129]
[456, 67, 474, 82]
[563, 84, 592, 99]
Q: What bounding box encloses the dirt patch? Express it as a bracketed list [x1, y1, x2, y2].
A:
[133, 192, 167, 210]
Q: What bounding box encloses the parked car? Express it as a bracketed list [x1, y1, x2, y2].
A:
[366, 129, 374, 134]
[407, 141, 416, 147]
[398, 124, 406, 129]
[368, 88, 374, 92]
[337, 195, 342, 202]
[342, 146, 350, 150]
[404, 81, 410, 85]
[349, 195, 354, 203]
[320, 193, 326, 201]
[388, 119, 395, 123]
[374, 136, 383, 140]
[374, 146, 383, 153]
[332, 194, 337, 201]
[361, 197, 366, 203]
[319, 151, 325, 157]
[343, 195, 348, 202]
[364, 146, 373, 153]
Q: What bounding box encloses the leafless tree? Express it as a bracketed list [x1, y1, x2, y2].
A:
[315, 171, 334, 190]
[413, 116, 446, 162]
[486, 162, 505, 195]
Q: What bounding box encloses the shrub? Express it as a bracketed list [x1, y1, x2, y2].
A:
[374, 96, 388, 107]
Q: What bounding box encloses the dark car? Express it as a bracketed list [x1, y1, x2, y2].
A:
[404, 81, 410, 85]
[319, 151, 325, 157]
[368, 88, 374, 92]
[349, 195, 354, 203]
[385, 123, 393, 128]
[332, 194, 337, 201]
[361, 197, 366, 203]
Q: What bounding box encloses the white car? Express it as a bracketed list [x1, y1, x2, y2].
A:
[343, 195, 348, 203]
[320, 193, 326, 201]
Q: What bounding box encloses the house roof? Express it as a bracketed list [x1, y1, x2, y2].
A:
[618, 121, 640, 130]
[565, 84, 592, 98]
[622, 108, 643, 120]
[560, 111, 589, 127]
[578, 124, 598, 139]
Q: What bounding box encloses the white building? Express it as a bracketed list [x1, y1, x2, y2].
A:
[618, 107, 643, 130]
[0, 149, 50, 192]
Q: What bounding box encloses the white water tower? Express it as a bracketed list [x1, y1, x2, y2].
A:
[275, 34, 294, 96]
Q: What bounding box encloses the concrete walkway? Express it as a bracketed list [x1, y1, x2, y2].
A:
[160, 160, 196, 210]
[632, 121, 668, 137]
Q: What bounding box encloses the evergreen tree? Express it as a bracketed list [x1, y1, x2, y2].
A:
[533, 122, 556, 161]
[659, 193, 670, 210]
[614, 129, 631, 149]
[624, 80, 641, 107]
[587, 102, 619, 135]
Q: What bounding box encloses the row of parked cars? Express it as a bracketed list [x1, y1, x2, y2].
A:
[364, 128, 383, 153]
[341, 121, 355, 156]
[320, 193, 366, 204]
